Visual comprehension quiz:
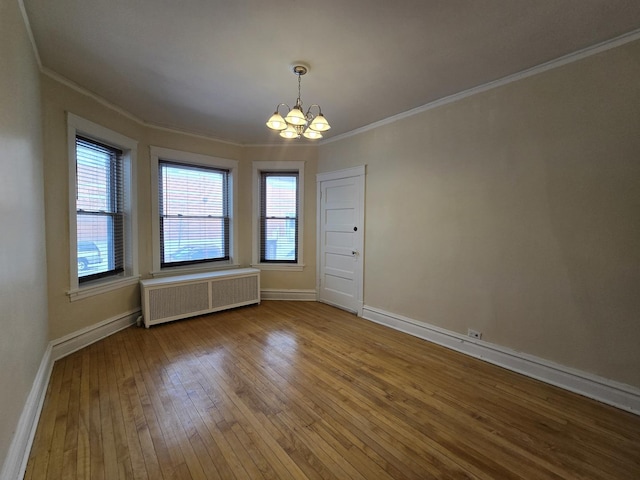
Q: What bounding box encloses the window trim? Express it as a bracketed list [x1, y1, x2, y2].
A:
[252, 161, 305, 271]
[150, 146, 238, 276]
[67, 113, 139, 300]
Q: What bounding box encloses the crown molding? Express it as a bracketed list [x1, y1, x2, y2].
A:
[43, 67, 143, 123]
[18, 0, 42, 69]
[143, 121, 243, 147]
[324, 28, 640, 144]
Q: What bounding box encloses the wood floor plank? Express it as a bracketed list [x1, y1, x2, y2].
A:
[115, 334, 153, 480]
[95, 340, 118, 479]
[76, 348, 92, 480]
[25, 357, 66, 480]
[25, 301, 640, 480]
[63, 354, 82, 453]
[46, 354, 76, 480]
[87, 343, 105, 480]
[103, 335, 136, 479]
[118, 334, 164, 480]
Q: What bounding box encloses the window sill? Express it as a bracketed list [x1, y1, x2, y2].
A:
[251, 263, 305, 272]
[150, 263, 241, 278]
[67, 275, 141, 302]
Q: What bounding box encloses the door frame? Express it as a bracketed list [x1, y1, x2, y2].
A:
[316, 165, 366, 315]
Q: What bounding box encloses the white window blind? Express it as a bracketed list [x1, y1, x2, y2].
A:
[159, 161, 230, 267]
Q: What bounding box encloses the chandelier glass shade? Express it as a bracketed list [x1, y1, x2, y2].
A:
[266, 64, 331, 140]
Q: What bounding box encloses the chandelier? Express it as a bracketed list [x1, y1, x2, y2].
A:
[266, 63, 331, 140]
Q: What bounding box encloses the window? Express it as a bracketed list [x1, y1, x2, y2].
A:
[252, 161, 305, 270]
[67, 114, 138, 300]
[150, 147, 237, 274]
[260, 172, 298, 263]
[76, 137, 124, 282]
[159, 161, 229, 268]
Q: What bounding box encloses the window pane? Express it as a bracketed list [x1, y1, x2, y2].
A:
[160, 162, 229, 266]
[265, 176, 297, 217]
[77, 214, 108, 277]
[161, 217, 226, 261]
[264, 218, 297, 261]
[77, 142, 113, 212]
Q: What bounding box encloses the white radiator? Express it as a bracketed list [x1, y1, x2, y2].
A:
[140, 268, 260, 328]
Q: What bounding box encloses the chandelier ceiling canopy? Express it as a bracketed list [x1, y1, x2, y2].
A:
[266, 63, 331, 140]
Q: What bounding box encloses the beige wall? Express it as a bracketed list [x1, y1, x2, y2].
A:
[0, 0, 49, 470]
[319, 39, 640, 388]
[42, 77, 318, 340]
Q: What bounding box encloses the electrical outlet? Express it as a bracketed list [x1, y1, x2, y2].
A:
[467, 329, 482, 340]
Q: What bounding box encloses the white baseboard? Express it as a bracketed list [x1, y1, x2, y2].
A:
[261, 289, 317, 301]
[361, 305, 640, 415]
[0, 344, 52, 480]
[51, 309, 141, 361]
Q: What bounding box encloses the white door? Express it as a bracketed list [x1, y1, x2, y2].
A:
[317, 166, 365, 314]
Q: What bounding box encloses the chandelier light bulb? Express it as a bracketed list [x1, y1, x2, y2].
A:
[309, 113, 331, 132]
[303, 129, 323, 140]
[285, 107, 306, 126]
[266, 112, 287, 130]
[279, 124, 299, 139]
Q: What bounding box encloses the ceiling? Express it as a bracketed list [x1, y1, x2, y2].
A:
[23, 0, 640, 145]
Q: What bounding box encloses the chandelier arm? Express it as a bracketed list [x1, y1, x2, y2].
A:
[275, 103, 291, 115]
[305, 104, 323, 118]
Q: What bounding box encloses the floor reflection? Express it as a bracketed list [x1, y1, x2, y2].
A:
[263, 330, 298, 379]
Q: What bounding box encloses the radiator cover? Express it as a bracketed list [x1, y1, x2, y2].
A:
[140, 268, 260, 327]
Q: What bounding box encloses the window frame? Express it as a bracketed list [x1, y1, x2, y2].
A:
[67, 114, 139, 301]
[150, 146, 238, 276]
[252, 161, 305, 271]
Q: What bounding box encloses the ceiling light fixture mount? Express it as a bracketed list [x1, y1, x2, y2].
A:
[266, 62, 331, 140]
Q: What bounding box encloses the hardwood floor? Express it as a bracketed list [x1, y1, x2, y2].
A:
[25, 301, 640, 479]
